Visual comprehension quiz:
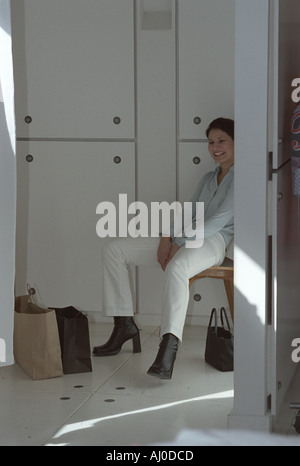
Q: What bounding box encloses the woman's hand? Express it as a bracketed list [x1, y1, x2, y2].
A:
[165, 243, 180, 269]
[157, 238, 180, 271]
[157, 237, 172, 271]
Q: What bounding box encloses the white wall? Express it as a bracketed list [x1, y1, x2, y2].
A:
[0, 0, 16, 367]
[228, 0, 271, 431]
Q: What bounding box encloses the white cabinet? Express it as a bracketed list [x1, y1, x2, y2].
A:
[177, 0, 235, 320]
[15, 141, 135, 311]
[135, 0, 176, 321]
[178, 0, 235, 140]
[12, 0, 136, 313]
[11, 0, 135, 139]
[12, 0, 236, 323]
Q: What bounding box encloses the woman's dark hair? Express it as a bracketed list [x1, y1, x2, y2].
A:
[206, 118, 234, 140]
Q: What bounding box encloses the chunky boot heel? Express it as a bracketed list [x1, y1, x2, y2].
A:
[132, 334, 141, 353]
[147, 333, 179, 380]
[93, 317, 141, 357]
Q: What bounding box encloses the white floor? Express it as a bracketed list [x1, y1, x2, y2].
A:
[0, 323, 235, 446]
[2, 321, 300, 446]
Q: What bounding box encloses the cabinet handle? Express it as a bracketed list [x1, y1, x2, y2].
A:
[193, 156, 201, 165]
[193, 116, 201, 125]
[277, 192, 283, 201]
[24, 115, 32, 124]
[113, 116, 121, 125]
[113, 156, 122, 164]
[26, 154, 34, 163]
[194, 294, 202, 302]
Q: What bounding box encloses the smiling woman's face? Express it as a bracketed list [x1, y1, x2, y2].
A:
[208, 129, 234, 169]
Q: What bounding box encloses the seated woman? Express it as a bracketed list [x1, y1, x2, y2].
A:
[93, 117, 234, 380]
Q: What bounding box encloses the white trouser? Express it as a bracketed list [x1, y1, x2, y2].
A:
[102, 232, 226, 342]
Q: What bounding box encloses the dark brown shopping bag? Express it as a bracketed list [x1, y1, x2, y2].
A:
[14, 295, 63, 380]
[52, 306, 92, 374]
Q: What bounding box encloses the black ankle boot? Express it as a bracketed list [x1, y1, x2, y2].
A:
[92, 317, 141, 357]
[147, 333, 179, 380]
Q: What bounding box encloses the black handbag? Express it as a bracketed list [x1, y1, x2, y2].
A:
[205, 307, 234, 372]
[51, 306, 93, 374]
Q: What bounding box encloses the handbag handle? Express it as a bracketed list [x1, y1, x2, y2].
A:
[208, 307, 232, 335]
[26, 283, 37, 305]
[208, 308, 218, 334]
[220, 307, 232, 332]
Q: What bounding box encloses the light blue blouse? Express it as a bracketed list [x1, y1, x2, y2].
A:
[173, 166, 234, 248]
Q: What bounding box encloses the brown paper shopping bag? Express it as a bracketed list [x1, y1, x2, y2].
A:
[14, 294, 63, 380]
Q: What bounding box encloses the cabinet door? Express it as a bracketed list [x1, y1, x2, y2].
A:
[272, 166, 300, 414]
[178, 0, 235, 140]
[178, 142, 216, 202]
[178, 143, 228, 319]
[11, 0, 135, 139]
[15, 141, 135, 311]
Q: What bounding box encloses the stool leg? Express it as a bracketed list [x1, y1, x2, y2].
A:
[224, 279, 234, 322]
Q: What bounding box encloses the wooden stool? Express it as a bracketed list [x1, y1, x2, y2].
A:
[189, 257, 234, 321]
